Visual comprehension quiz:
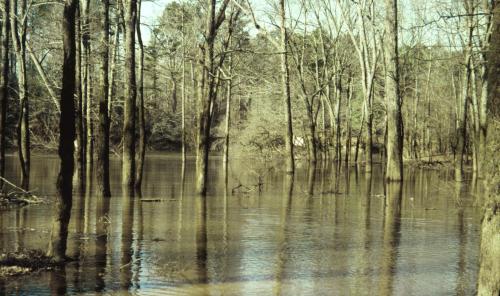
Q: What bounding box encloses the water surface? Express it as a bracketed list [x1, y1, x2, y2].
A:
[0, 154, 480, 295]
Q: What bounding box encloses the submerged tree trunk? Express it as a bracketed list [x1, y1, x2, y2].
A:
[47, 0, 77, 261]
[384, 0, 403, 181]
[280, 0, 295, 174]
[122, 0, 137, 191]
[135, 0, 146, 191]
[0, 0, 10, 189]
[95, 0, 111, 197]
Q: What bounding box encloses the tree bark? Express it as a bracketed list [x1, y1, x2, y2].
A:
[95, 0, 111, 197]
[477, 2, 500, 295]
[10, 0, 30, 189]
[47, 0, 77, 262]
[181, 8, 186, 165]
[384, 0, 403, 181]
[280, 0, 295, 174]
[135, 0, 146, 191]
[75, 1, 85, 191]
[82, 0, 92, 179]
[455, 11, 473, 182]
[122, 0, 137, 192]
[0, 0, 10, 189]
[195, 0, 230, 195]
[108, 12, 120, 117]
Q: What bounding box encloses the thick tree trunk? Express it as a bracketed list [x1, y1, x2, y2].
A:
[47, 0, 77, 262]
[0, 0, 10, 189]
[280, 0, 295, 174]
[477, 3, 500, 295]
[122, 0, 137, 191]
[95, 0, 111, 197]
[384, 0, 403, 181]
[135, 0, 145, 191]
[10, 0, 30, 189]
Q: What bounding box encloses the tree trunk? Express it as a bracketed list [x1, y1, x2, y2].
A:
[75, 1, 85, 191]
[0, 0, 10, 189]
[95, 0, 111, 197]
[108, 12, 120, 118]
[223, 43, 232, 169]
[122, 0, 137, 191]
[355, 101, 365, 164]
[181, 9, 186, 165]
[334, 75, 342, 163]
[384, 0, 403, 181]
[195, 0, 230, 195]
[47, 0, 77, 262]
[477, 2, 500, 295]
[280, 0, 295, 174]
[10, 0, 30, 189]
[135, 0, 146, 191]
[82, 0, 92, 179]
[345, 78, 353, 166]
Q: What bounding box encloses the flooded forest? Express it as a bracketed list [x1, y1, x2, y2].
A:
[0, 0, 499, 295]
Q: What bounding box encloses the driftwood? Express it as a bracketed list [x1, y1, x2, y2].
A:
[0, 177, 45, 208]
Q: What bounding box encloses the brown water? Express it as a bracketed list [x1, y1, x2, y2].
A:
[0, 154, 480, 295]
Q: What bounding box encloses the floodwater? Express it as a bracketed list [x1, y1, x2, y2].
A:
[0, 154, 480, 295]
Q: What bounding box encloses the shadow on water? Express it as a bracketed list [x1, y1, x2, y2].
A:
[0, 155, 482, 295]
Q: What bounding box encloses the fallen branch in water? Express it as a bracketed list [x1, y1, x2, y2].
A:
[0, 177, 46, 208]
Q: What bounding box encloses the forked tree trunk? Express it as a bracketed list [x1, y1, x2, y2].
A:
[47, 0, 77, 262]
[195, 0, 230, 195]
[384, 0, 403, 181]
[122, 0, 137, 191]
[95, 0, 111, 197]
